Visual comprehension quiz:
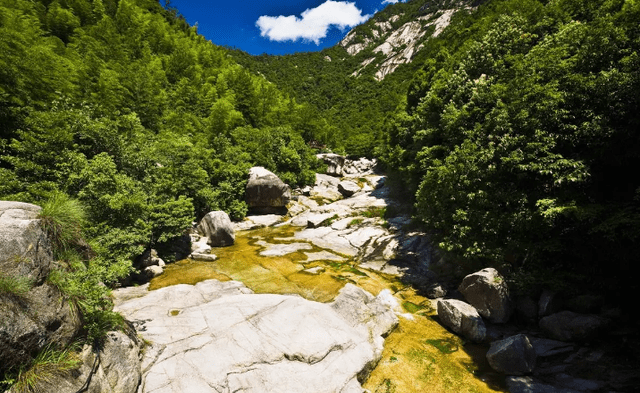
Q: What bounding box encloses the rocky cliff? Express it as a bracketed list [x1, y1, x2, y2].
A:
[0, 202, 81, 375]
[340, 0, 476, 80]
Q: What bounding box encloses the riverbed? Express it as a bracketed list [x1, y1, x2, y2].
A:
[149, 224, 505, 392]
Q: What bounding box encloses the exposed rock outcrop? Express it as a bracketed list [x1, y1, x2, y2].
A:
[341, 5, 469, 80]
[30, 331, 142, 393]
[0, 201, 81, 375]
[245, 166, 292, 214]
[113, 280, 398, 393]
[317, 153, 346, 177]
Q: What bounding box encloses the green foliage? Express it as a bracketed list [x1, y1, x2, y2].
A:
[382, 0, 640, 290]
[0, 273, 34, 298]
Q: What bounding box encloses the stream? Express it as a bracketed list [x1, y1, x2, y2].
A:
[148, 222, 505, 392]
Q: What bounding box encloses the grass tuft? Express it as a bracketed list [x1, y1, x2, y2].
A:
[4, 344, 81, 393]
[0, 273, 34, 297]
[38, 191, 87, 259]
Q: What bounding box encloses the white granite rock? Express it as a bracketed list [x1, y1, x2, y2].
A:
[114, 280, 397, 393]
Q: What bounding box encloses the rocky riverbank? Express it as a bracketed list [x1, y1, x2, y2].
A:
[2, 156, 638, 392]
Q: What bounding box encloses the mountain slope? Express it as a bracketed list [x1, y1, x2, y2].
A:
[231, 0, 481, 156]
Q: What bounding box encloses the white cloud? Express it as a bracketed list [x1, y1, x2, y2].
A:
[381, 0, 405, 4]
[256, 1, 370, 44]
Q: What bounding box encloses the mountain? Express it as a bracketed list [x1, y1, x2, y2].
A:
[230, 0, 481, 157]
[339, 0, 478, 80]
[236, 0, 640, 299]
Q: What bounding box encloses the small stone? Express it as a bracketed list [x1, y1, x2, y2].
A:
[144, 265, 163, 278]
[191, 253, 217, 262]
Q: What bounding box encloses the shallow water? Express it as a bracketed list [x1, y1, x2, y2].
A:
[150, 225, 505, 392]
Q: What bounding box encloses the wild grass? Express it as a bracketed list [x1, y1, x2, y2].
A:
[0, 273, 34, 297]
[37, 191, 86, 259]
[3, 344, 81, 393]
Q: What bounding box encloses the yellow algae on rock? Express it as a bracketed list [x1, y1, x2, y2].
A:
[363, 317, 503, 393]
[148, 225, 504, 392]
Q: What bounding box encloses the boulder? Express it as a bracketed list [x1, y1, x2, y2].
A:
[458, 268, 513, 323]
[245, 166, 291, 213]
[539, 311, 608, 342]
[144, 265, 163, 278]
[197, 211, 235, 247]
[32, 331, 142, 393]
[486, 334, 537, 375]
[317, 153, 346, 176]
[338, 180, 361, 197]
[114, 280, 397, 393]
[437, 299, 486, 342]
[0, 202, 81, 375]
[343, 157, 377, 175]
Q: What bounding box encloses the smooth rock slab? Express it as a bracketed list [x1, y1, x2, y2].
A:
[115, 280, 397, 393]
[256, 241, 312, 256]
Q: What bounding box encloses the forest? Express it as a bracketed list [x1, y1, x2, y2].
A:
[1, 0, 639, 360]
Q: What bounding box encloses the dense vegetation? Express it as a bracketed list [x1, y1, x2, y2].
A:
[2, 0, 639, 379]
[228, 0, 474, 157]
[0, 0, 326, 367]
[381, 0, 640, 294]
[0, 0, 324, 277]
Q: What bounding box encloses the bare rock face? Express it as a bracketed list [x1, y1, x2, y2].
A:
[539, 311, 608, 342]
[197, 211, 235, 247]
[0, 201, 81, 375]
[0, 202, 52, 283]
[35, 331, 142, 393]
[317, 153, 346, 177]
[437, 299, 486, 343]
[458, 268, 513, 323]
[338, 180, 361, 197]
[486, 334, 537, 375]
[114, 280, 398, 393]
[245, 167, 292, 213]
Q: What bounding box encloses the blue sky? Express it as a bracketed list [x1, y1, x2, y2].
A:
[163, 0, 404, 55]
